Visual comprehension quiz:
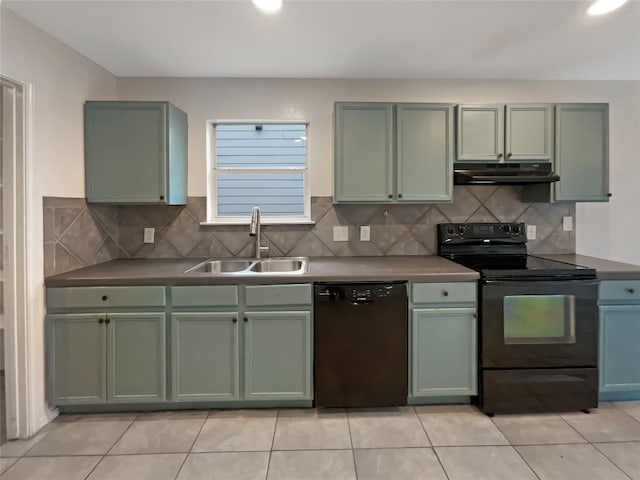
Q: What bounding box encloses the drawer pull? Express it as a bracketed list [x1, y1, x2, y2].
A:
[244, 317, 249, 322]
[627, 288, 636, 294]
[101, 295, 108, 301]
[232, 318, 238, 324]
[442, 290, 449, 297]
[98, 318, 104, 324]
[105, 318, 111, 325]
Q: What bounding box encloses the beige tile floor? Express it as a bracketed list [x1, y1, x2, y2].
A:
[0, 402, 639, 480]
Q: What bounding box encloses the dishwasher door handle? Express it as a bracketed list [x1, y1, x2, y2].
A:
[350, 298, 375, 306]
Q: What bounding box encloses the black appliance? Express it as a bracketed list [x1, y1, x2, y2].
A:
[454, 162, 560, 185]
[314, 282, 408, 408]
[438, 223, 599, 415]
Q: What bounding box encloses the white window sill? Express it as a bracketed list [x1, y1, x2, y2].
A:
[201, 218, 315, 226]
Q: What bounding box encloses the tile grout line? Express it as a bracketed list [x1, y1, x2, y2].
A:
[345, 409, 359, 480]
[264, 409, 280, 480]
[80, 416, 137, 480]
[488, 415, 543, 480]
[171, 409, 211, 480]
[592, 442, 636, 480]
[556, 412, 592, 444]
[413, 406, 452, 480]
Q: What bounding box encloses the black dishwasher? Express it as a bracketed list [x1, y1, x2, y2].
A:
[314, 282, 408, 408]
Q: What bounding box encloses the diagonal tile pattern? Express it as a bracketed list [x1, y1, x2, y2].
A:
[2, 402, 639, 480]
[44, 187, 576, 275]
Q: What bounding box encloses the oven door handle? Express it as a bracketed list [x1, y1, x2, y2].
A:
[483, 279, 600, 287]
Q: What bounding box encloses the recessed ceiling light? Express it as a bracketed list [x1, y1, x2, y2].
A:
[252, 0, 282, 14]
[587, 0, 629, 15]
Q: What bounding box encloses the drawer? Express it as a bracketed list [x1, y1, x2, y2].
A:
[47, 286, 166, 310]
[412, 282, 476, 305]
[171, 285, 238, 307]
[245, 284, 312, 307]
[599, 280, 640, 303]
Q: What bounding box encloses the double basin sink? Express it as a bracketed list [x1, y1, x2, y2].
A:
[185, 257, 308, 276]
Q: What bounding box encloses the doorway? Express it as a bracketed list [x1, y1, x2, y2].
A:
[1, 76, 26, 441]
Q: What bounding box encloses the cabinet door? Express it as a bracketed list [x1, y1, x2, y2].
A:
[411, 308, 477, 396]
[599, 305, 640, 393]
[107, 313, 166, 403]
[554, 104, 609, 202]
[47, 314, 107, 405]
[85, 101, 168, 204]
[244, 311, 312, 400]
[334, 103, 393, 202]
[171, 313, 239, 402]
[397, 104, 454, 202]
[506, 104, 553, 161]
[456, 105, 504, 162]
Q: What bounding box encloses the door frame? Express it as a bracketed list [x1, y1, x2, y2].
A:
[1, 76, 33, 439]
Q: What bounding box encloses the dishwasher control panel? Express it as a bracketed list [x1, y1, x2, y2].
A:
[315, 283, 407, 303]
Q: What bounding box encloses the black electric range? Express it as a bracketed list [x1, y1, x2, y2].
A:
[438, 222, 600, 415]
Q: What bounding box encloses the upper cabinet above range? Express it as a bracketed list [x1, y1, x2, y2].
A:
[84, 101, 188, 205]
[334, 102, 454, 204]
[456, 104, 553, 162]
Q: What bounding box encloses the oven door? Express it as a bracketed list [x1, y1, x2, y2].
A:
[481, 279, 599, 369]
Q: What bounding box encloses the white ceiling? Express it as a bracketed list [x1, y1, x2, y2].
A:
[4, 0, 640, 79]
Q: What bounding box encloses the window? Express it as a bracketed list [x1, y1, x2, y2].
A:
[503, 295, 576, 345]
[207, 122, 310, 224]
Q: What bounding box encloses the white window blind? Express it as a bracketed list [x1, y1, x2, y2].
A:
[211, 123, 309, 222]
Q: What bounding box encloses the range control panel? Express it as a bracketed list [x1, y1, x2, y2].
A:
[438, 223, 527, 242]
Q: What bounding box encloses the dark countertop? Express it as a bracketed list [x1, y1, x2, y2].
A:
[44, 256, 480, 287]
[537, 254, 640, 280]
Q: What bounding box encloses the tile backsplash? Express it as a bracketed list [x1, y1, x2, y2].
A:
[44, 186, 576, 276]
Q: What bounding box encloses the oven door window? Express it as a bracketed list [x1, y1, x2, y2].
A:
[503, 295, 576, 345]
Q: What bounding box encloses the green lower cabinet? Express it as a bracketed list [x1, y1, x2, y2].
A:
[411, 308, 477, 397]
[171, 313, 239, 402]
[599, 305, 640, 396]
[107, 313, 166, 403]
[244, 311, 312, 401]
[48, 314, 107, 405]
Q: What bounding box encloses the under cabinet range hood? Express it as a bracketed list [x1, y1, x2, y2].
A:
[454, 163, 560, 185]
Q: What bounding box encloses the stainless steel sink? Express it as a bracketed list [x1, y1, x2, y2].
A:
[185, 259, 254, 274]
[249, 258, 307, 274]
[184, 257, 308, 275]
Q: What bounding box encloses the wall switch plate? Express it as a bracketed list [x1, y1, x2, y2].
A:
[360, 225, 371, 242]
[527, 224, 537, 240]
[333, 226, 349, 242]
[563, 216, 574, 232]
[143, 227, 155, 244]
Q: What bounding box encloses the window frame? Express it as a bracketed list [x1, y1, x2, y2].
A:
[204, 119, 313, 225]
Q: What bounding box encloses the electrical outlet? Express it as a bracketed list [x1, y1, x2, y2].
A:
[143, 227, 155, 244]
[527, 224, 537, 240]
[563, 216, 574, 232]
[360, 226, 371, 242]
[333, 226, 349, 242]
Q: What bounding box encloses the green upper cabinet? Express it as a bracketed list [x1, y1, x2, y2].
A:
[554, 104, 609, 202]
[334, 103, 393, 202]
[457, 104, 553, 162]
[396, 104, 454, 202]
[334, 102, 454, 203]
[244, 311, 312, 401]
[84, 101, 187, 205]
[48, 314, 107, 405]
[107, 313, 166, 403]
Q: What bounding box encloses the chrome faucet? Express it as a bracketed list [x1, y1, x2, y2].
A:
[249, 206, 269, 259]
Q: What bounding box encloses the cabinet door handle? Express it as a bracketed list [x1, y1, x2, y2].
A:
[472, 313, 477, 319]
[442, 290, 449, 297]
[244, 317, 249, 322]
[607, 193, 612, 197]
[98, 318, 104, 324]
[398, 193, 403, 199]
[388, 194, 392, 199]
[497, 153, 503, 159]
[160, 195, 165, 200]
[232, 318, 238, 323]
[105, 318, 111, 325]
[507, 153, 512, 157]
[101, 295, 108, 301]
[627, 288, 636, 294]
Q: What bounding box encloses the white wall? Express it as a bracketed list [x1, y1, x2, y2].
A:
[117, 77, 640, 265]
[0, 7, 117, 436]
